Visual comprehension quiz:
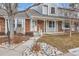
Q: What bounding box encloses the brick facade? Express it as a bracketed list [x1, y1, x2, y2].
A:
[25, 19, 30, 32]
[0, 17, 5, 33]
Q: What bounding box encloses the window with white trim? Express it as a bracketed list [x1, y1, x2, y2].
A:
[64, 22, 70, 28]
[49, 21, 52, 28]
[51, 7, 55, 14]
[49, 21, 55, 28]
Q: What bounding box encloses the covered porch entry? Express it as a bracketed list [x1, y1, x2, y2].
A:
[30, 16, 79, 35]
[30, 16, 64, 35]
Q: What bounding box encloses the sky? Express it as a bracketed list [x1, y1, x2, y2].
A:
[18, 3, 33, 11]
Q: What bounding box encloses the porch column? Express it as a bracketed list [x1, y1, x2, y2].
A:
[30, 18, 33, 31]
[46, 20, 47, 33]
[24, 19, 25, 34]
[28, 14, 33, 31]
[55, 20, 57, 32]
[62, 20, 65, 32]
[22, 18, 24, 34]
[14, 18, 17, 32]
[5, 19, 7, 34]
[56, 21, 58, 32]
[44, 19, 46, 33]
[70, 19, 72, 37]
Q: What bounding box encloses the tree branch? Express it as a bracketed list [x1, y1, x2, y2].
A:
[0, 3, 9, 16]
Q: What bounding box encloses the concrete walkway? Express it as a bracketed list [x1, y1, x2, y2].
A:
[0, 37, 40, 56]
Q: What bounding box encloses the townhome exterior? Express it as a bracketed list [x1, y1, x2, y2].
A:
[24, 3, 79, 35]
[0, 3, 79, 35]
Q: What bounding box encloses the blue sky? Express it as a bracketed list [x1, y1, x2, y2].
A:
[18, 3, 33, 11]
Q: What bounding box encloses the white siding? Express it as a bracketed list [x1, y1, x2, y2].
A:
[44, 4, 58, 16]
[31, 3, 58, 16]
[42, 6, 48, 15]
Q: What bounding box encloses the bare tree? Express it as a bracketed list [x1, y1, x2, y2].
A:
[0, 3, 40, 45]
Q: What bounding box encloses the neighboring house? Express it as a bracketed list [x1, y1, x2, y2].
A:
[0, 12, 26, 35]
[0, 3, 79, 35]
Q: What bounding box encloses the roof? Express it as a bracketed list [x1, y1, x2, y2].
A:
[58, 7, 79, 12]
[26, 9, 42, 16]
[15, 12, 29, 19]
[58, 7, 74, 11]
[26, 9, 79, 20]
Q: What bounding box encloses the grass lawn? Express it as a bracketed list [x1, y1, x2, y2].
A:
[38, 33, 79, 53]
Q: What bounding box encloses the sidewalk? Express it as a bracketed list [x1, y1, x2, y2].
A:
[0, 37, 40, 56]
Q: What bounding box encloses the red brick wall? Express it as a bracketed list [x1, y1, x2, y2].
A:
[0, 17, 5, 33]
[25, 19, 30, 32]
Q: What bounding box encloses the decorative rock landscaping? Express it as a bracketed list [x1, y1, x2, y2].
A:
[22, 42, 63, 56]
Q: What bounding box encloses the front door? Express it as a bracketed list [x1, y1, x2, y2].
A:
[37, 20, 44, 32]
[58, 21, 62, 32]
[0, 18, 5, 33]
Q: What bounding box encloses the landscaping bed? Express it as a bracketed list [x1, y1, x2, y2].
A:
[0, 34, 30, 45]
[12, 35, 30, 44]
[0, 36, 8, 44]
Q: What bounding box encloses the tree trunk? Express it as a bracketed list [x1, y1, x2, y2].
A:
[70, 19, 72, 38]
[8, 16, 14, 39]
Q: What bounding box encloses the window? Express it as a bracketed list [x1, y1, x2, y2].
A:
[64, 12, 68, 16]
[49, 21, 55, 28]
[51, 7, 55, 14]
[52, 21, 55, 27]
[49, 21, 52, 28]
[17, 24, 21, 27]
[64, 22, 70, 28]
[32, 20, 36, 27]
[74, 13, 78, 18]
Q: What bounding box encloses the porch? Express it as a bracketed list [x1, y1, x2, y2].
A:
[30, 16, 79, 35]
